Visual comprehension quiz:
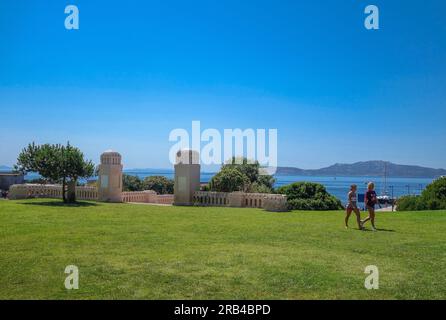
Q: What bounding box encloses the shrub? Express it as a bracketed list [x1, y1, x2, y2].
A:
[277, 182, 343, 211]
[421, 176, 446, 209]
[142, 176, 174, 194]
[396, 195, 425, 211]
[397, 177, 446, 211]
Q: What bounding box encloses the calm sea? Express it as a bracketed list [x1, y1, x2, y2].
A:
[24, 171, 435, 205]
[123, 171, 434, 205]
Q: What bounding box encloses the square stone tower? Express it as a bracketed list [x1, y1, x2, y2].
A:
[174, 149, 200, 206]
[97, 150, 123, 202]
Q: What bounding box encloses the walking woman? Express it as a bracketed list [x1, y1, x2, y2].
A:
[361, 182, 378, 231]
[345, 184, 362, 229]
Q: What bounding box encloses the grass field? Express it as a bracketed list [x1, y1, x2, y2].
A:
[0, 199, 445, 300]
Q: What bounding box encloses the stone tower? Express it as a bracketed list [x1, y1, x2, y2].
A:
[97, 150, 123, 202]
[174, 149, 200, 206]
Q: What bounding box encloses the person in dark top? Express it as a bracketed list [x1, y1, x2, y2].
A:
[361, 182, 378, 231]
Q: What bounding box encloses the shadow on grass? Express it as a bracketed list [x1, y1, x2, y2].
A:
[376, 228, 396, 232]
[20, 200, 98, 207]
[360, 228, 396, 232]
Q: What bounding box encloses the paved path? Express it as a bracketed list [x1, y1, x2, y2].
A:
[126, 202, 173, 207]
[376, 206, 396, 212]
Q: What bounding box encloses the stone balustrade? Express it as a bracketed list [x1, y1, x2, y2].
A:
[193, 191, 229, 206]
[8, 184, 98, 200]
[193, 191, 288, 211]
[262, 194, 289, 212]
[244, 193, 266, 208]
[156, 194, 174, 205]
[8, 184, 174, 205]
[75, 186, 98, 200]
[121, 190, 174, 205]
[121, 190, 157, 203]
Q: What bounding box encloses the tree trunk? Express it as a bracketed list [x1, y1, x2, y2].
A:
[67, 180, 76, 203]
[62, 177, 67, 203]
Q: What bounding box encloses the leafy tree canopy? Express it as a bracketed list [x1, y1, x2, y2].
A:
[122, 175, 174, 194]
[142, 176, 174, 194]
[122, 174, 143, 192]
[209, 167, 250, 193]
[209, 157, 275, 193]
[15, 142, 94, 203]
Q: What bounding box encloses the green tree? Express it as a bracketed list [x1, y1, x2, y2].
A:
[209, 167, 250, 192]
[15, 142, 94, 203]
[421, 176, 446, 206]
[16, 143, 64, 198]
[64, 143, 94, 202]
[257, 174, 275, 191]
[222, 157, 260, 183]
[142, 176, 174, 194]
[122, 174, 143, 192]
[214, 157, 275, 193]
[247, 181, 273, 194]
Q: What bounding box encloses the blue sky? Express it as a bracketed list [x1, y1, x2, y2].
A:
[1, 0, 445, 169]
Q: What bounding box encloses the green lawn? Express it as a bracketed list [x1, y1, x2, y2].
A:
[0, 199, 445, 300]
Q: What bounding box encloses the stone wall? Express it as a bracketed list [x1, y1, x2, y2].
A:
[193, 191, 229, 206]
[193, 191, 288, 212]
[156, 194, 175, 205]
[8, 184, 174, 205]
[121, 190, 174, 205]
[8, 184, 98, 200]
[122, 190, 157, 203]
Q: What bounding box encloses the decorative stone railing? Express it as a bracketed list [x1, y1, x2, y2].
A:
[8, 184, 286, 210]
[8, 184, 98, 200]
[8, 184, 174, 205]
[75, 186, 99, 200]
[121, 190, 157, 203]
[262, 194, 289, 212]
[244, 193, 266, 208]
[193, 191, 288, 211]
[121, 190, 174, 205]
[156, 194, 175, 205]
[193, 191, 229, 206]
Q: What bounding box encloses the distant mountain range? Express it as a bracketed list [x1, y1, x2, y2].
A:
[125, 161, 445, 178]
[275, 161, 446, 178]
[2, 161, 445, 178]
